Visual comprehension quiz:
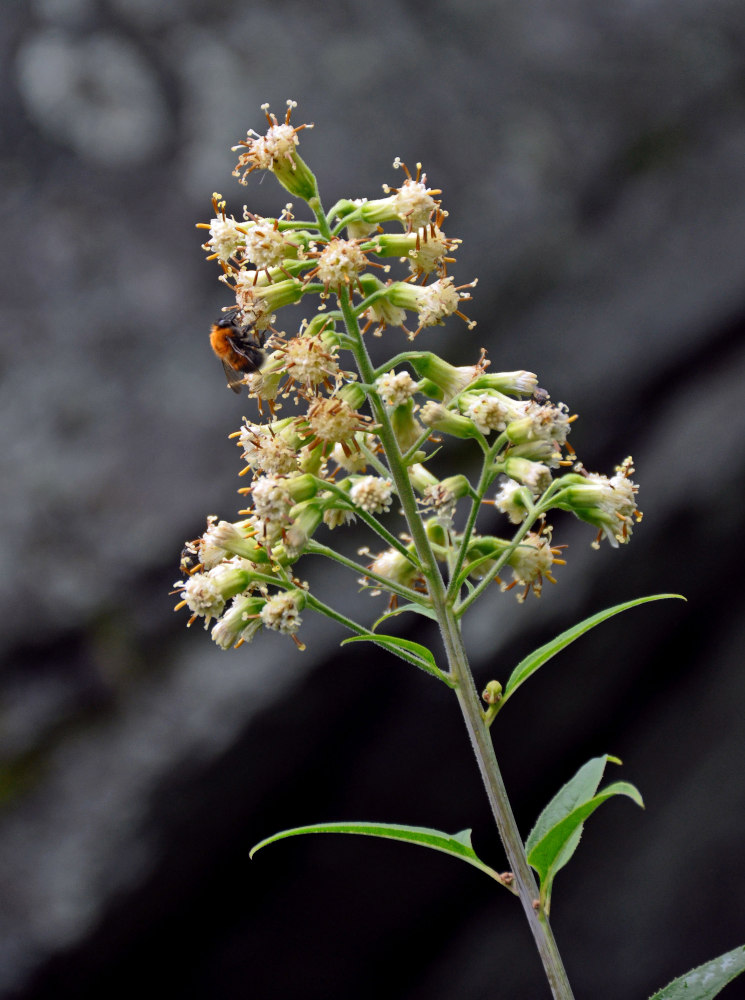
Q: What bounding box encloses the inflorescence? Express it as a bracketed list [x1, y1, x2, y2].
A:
[176, 101, 641, 651]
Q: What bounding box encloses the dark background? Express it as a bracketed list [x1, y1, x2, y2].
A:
[2, 1, 745, 998]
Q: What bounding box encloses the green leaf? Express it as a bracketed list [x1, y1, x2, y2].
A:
[250, 821, 512, 888]
[526, 755, 643, 910]
[501, 594, 685, 709]
[452, 552, 499, 594]
[340, 632, 450, 683]
[648, 945, 745, 999]
[372, 603, 439, 630]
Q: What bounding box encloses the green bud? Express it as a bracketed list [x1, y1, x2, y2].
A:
[272, 150, 318, 202]
[410, 352, 488, 402]
[419, 402, 482, 440]
[482, 681, 503, 705]
[337, 381, 367, 410]
[391, 399, 425, 454]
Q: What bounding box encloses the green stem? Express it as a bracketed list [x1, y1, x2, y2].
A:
[438, 609, 576, 1000]
[310, 192, 575, 1000]
[304, 593, 449, 682]
[304, 540, 427, 606]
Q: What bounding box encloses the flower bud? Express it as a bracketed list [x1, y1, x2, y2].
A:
[469, 371, 538, 396]
[390, 399, 425, 453]
[419, 402, 482, 440]
[365, 547, 420, 591]
[482, 680, 503, 705]
[410, 351, 488, 403]
[281, 499, 325, 557]
[493, 479, 530, 524]
[337, 381, 367, 411]
[408, 462, 440, 495]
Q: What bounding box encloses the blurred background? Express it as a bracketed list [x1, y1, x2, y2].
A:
[2, 0, 745, 997]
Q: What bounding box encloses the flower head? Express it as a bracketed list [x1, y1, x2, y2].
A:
[300, 394, 374, 457]
[388, 277, 477, 339]
[360, 160, 441, 230]
[349, 476, 394, 514]
[375, 370, 419, 407]
[503, 530, 561, 602]
[260, 589, 306, 645]
[232, 101, 316, 200]
[277, 332, 341, 393]
[309, 238, 369, 295]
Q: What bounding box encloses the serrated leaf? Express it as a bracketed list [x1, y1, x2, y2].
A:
[340, 633, 449, 683]
[648, 945, 745, 1000]
[372, 603, 439, 631]
[526, 755, 643, 910]
[501, 594, 684, 709]
[250, 821, 511, 887]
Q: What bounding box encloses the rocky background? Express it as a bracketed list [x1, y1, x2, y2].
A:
[2, 1, 745, 998]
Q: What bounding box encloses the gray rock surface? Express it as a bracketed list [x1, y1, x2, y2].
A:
[1, 1, 744, 997]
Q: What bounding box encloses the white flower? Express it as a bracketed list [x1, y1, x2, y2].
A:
[375, 370, 418, 407]
[494, 480, 528, 524]
[465, 394, 510, 434]
[349, 476, 394, 514]
[251, 476, 293, 522]
[260, 591, 303, 634]
[206, 215, 244, 262]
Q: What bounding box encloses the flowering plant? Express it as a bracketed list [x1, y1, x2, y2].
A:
[175, 101, 744, 998]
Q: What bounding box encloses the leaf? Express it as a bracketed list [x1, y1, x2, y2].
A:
[250, 821, 511, 887]
[501, 594, 685, 708]
[648, 945, 745, 1000]
[452, 552, 500, 593]
[372, 603, 439, 630]
[340, 633, 450, 683]
[525, 755, 643, 910]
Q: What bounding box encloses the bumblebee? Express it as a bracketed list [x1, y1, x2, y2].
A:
[179, 540, 202, 575]
[209, 308, 266, 393]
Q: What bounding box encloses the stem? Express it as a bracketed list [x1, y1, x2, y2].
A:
[312, 195, 575, 999]
[438, 608, 576, 1000]
[304, 540, 427, 607]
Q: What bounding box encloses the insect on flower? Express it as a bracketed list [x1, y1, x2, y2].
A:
[209, 308, 267, 393]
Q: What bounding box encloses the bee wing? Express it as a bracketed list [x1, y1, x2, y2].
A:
[227, 332, 264, 361]
[221, 359, 245, 394]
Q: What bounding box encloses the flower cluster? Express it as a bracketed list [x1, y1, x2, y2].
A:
[176, 102, 642, 651]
